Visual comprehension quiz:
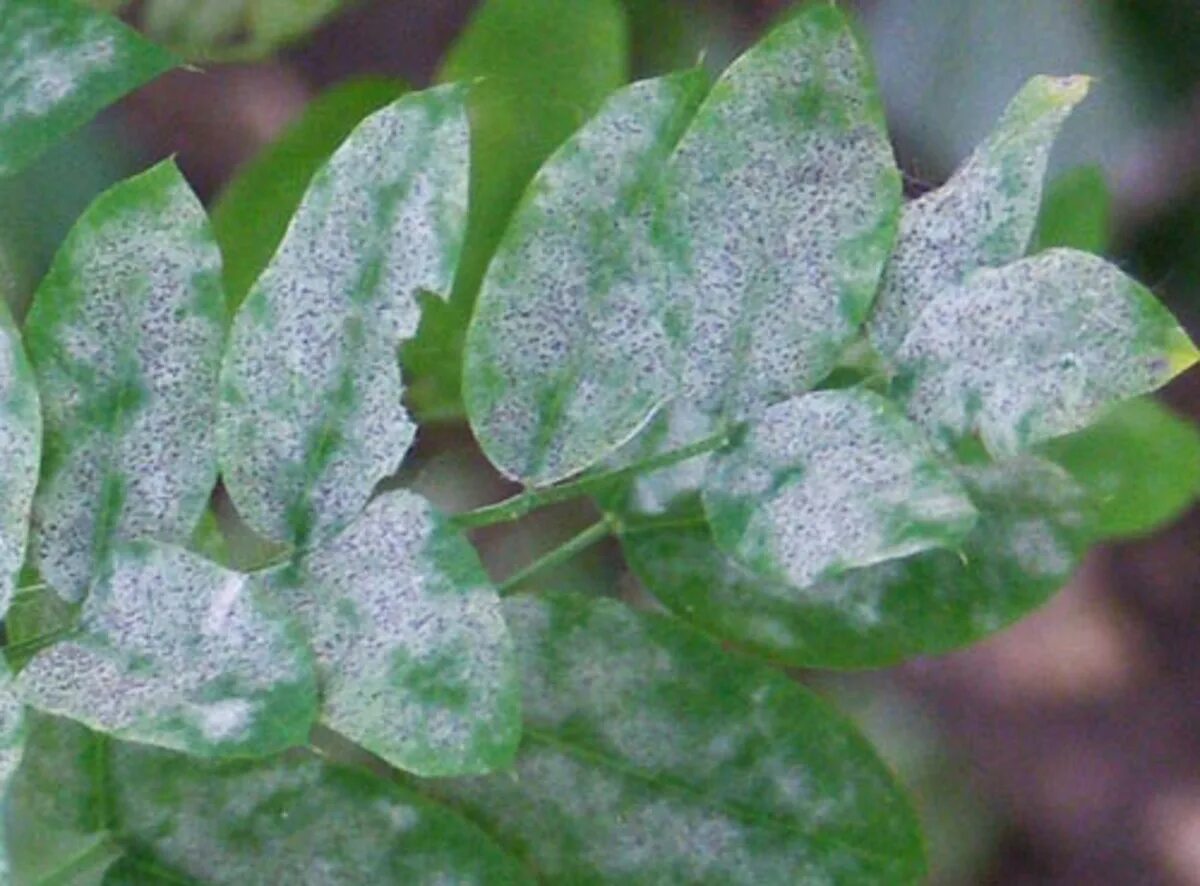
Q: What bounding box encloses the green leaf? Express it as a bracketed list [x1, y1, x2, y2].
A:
[24, 160, 227, 604]
[6, 715, 123, 886]
[3, 580, 77, 671]
[626, 456, 1090, 668]
[217, 87, 470, 548]
[0, 0, 175, 178]
[463, 70, 708, 485]
[894, 247, 1200, 455]
[0, 670, 25, 884]
[1034, 165, 1112, 254]
[403, 0, 628, 422]
[16, 541, 316, 758]
[0, 303, 40, 613]
[267, 490, 520, 776]
[211, 77, 408, 310]
[425, 591, 926, 884]
[1041, 397, 1200, 540]
[703, 390, 977, 589]
[868, 76, 1090, 358]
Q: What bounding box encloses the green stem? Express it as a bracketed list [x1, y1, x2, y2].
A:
[498, 519, 615, 595]
[451, 430, 730, 530]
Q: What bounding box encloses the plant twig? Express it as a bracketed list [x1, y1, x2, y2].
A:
[497, 519, 615, 595]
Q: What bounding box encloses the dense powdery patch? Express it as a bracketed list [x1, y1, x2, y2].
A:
[703, 389, 977, 589]
[23, 161, 227, 604]
[268, 490, 519, 776]
[426, 592, 925, 884]
[464, 71, 707, 485]
[626, 456, 1089, 668]
[15, 542, 317, 757]
[0, 306, 40, 612]
[0, 672, 25, 883]
[868, 75, 1090, 358]
[218, 86, 470, 548]
[0, 0, 174, 177]
[895, 248, 1200, 455]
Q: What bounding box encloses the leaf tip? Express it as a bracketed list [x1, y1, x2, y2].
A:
[1166, 326, 1200, 378]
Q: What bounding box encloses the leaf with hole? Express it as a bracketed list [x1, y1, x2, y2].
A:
[217, 86, 470, 549]
[267, 489, 520, 776]
[424, 591, 925, 884]
[23, 160, 227, 604]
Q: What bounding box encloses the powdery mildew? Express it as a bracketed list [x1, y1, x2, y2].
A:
[0, 672, 25, 882]
[464, 72, 705, 486]
[868, 75, 1090, 358]
[15, 541, 316, 757]
[217, 87, 470, 547]
[270, 489, 519, 776]
[0, 0, 171, 176]
[0, 311, 40, 612]
[895, 248, 1199, 455]
[428, 592, 924, 884]
[24, 161, 225, 603]
[703, 390, 977, 590]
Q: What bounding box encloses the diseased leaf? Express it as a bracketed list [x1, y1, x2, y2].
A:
[703, 390, 977, 590]
[267, 490, 519, 776]
[1034, 165, 1112, 254]
[5, 714, 123, 886]
[218, 87, 470, 548]
[0, 303, 40, 613]
[24, 160, 227, 604]
[0, 0, 174, 178]
[1042, 397, 1200, 540]
[403, 0, 628, 421]
[464, 71, 708, 485]
[894, 247, 1200, 455]
[626, 456, 1090, 669]
[3, 580, 77, 671]
[0, 670, 25, 884]
[868, 75, 1090, 358]
[211, 77, 408, 310]
[16, 541, 316, 758]
[425, 592, 925, 884]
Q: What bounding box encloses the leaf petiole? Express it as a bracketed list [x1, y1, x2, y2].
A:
[497, 518, 616, 595]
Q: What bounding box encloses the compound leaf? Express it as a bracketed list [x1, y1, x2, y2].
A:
[0, 303, 40, 614]
[403, 0, 628, 422]
[425, 591, 925, 884]
[0, 0, 174, 178]
[464, 70, 707, 485]
[627, 455, 1089, 668]
[211, 77, 408, 310]
[24, 160, 226, 603]
[894, 248, 1199, 456]
[217, 86, 470, 548]
[16, 541, 316, 758]
[267, 490, 520, 777]
[703, 390, 976, 590]
[868, 75, 1090, 358]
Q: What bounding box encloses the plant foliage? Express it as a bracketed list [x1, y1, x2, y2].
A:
[0, 0, 1196, 882]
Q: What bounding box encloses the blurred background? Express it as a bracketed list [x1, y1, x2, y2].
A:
[3, 1, 1200, 883]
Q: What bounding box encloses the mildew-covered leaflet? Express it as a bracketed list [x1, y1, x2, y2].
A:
[0, 304, 40, 612]
[895, 248, 1200, 455]
[218, 86, 470, 548]
[15, 541, 317, 758]
[268, 489, 519, 776]
[703, 389, 977, 590]
[0, 671, 25, 883]
[23, 161, 227, 604]
[426, 592, 925, 884]
[868, 76, 1090, 358]
[626, 456, 1089, 669]
[464, 71, 708, 486]
[0, 0, 174, 177]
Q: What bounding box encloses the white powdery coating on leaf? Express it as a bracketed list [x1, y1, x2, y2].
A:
[704, 390, 977, 589]
[669, 8, 898, 418]
[0, 318, 39, 611]
[26, 163, 224, 603]
[0, 674, 22, 883]
[15, 542, 312, 756]
[275, 489, 518, 776]
[465, 74, 701, 485]
[869, 75, 1090, 358]
[895, 248, 1191, 455]
[218, 87, 470, 546]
